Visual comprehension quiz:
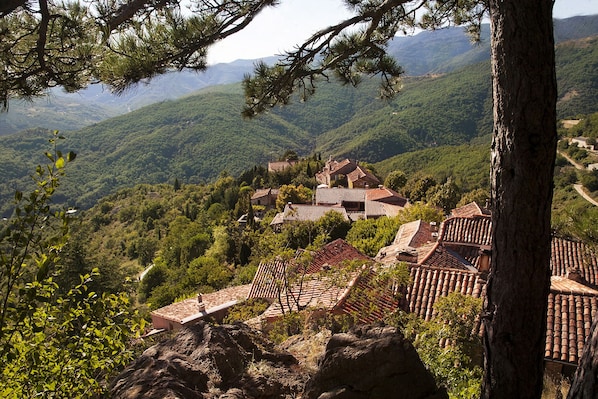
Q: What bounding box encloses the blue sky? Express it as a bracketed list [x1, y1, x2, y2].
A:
[208, 0, 598, 64]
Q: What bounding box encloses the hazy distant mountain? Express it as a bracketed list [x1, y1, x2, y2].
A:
[1, 15, 596, 136]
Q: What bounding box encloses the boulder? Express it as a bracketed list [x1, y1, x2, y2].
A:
[302, 324, 448, 399]
[110, 321, 306, 399]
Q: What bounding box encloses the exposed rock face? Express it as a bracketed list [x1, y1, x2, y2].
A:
[110, 321, 306, 399]
[302, 324, 448, 399]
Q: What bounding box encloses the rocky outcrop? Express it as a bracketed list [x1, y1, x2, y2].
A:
[111, 322, 447, 399]
[302, 324, 448, 399]
[110, 321, 306, 399]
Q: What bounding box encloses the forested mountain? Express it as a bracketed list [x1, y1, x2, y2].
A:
[0, 30, 597, 215]
[1, 15, 596, 136]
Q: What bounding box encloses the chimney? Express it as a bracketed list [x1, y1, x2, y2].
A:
[567, 268, 585, 284]
[197, 293, 206, 312]
[478, 248, 491, 273]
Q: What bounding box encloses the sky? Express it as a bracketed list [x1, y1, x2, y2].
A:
[207, 0, 598, 64]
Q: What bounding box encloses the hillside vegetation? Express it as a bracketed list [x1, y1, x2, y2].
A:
[0, 25, 597, 215]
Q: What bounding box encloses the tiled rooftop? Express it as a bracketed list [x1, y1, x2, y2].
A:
[450, 202, 490, 218]
[365, 186, 408, 206]
[338, 266, 402, 323]
[151, 284, 252, 324]
[393, 220, 434, 248]
[248, 258, 288, 300]
[248, 240, 370, 302]
[420, 245, 478, 271]
[347, 166, 380, 185]
[307, 238, 371, 274]
[262, 271, 358, 318]
[546, 277, 598, 364]
[439, 215, 492, 247]
[315, 187, 366, 205]
[405, 265, 486, 321]
[551, 236, 598, 286]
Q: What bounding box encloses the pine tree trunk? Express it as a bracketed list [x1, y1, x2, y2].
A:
[482, 1, 557, 398]
[567, 317, 598, 398]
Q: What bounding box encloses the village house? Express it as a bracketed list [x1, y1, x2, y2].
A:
[570, 136, 595, 151]
[250, 187, 279, 208]
[149, 284, 251, 333]
[315, 158, 381, 188]
[315, 187, 366, 213]
[268, 160, 298, 173]
[247, 239, 400, 324]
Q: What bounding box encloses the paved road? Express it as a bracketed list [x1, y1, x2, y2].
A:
[574, 184, 598, 207]
[558, 150, 598, 207]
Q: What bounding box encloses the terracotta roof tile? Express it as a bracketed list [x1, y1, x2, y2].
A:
[337, 267, 402, 323]
[393, 220, 435, 248]
[248, 240, 369, 301]
[439, 215, 492, 247]
[365, 186, 408, 207]
[262, 271, 359, 318]
[551, 237, 598, 286]
[307, 239, 370, 273]
[347, 166, 380, 185]
[375, 242, 436, 266]
[450, 202, 491, 218]
[545, 287, 598, 364]
[443, 244, 484, 269]
[248, 259, 288, 299]
[405, 265, 486, 321]
[421, 245, 477, 271]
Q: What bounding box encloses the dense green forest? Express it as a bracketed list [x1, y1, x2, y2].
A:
[0, 33, 597, 216]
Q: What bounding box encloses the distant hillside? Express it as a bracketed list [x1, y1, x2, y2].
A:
[0, 58, 276, 136]
[1, 15, 596, 136]
[0, 24, 597, 215]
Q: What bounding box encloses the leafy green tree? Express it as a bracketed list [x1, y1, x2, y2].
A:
[188, 255, 232, 290]
[407, 293, 484, 399]
[428, 178, 461, 214]
[396, 202, 445, 226]
[276, 184, 313, 210]
[407, 175, 438, 202]
[0, 134, 141, 397]
[384, 170, 408, 192]
[580, 170, 598, 192]
[346, 217, 400, 257]
[457, 188, 489, 208]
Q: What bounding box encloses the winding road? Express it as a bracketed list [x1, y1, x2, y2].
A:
[558, 150, 598, 207]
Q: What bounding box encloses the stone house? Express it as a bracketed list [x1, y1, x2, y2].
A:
[250, 188, 279, 208]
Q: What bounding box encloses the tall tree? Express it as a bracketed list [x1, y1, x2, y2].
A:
[0, 1, 560, 397]
[483, 1, 556, 397]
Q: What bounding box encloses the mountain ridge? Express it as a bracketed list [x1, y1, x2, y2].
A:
[1, 15, 596, 136]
